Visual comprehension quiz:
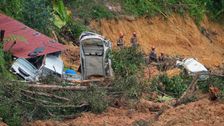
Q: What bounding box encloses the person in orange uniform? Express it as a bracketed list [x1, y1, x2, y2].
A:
[130, 32, 138, 47]
[117, 32, 125, 49]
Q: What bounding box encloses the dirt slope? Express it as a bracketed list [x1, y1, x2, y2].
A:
[153, 99, 224, 126]
[90, 14, 224, 68]
[28, 107, 155, 126]
[28, 98, 224, 126]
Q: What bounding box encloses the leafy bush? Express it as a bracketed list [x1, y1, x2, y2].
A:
[0, 0, 53, 35]
[111, 47, 145, 99]
[21, 0, 53, 35]
[66, 0, 114, 21]
[0, 44, 13, 78]
[198, 76, 224, 97]
[59, 20, 88, 44]
[113, 75, 142, 99]
[122, 0, 223, 24]
[0, 79, 24, 126]
[85, 85, 108, 113]
[151, 74, 190, 98]
[111, 47, 145, 77]
[206, 0, 224, 21]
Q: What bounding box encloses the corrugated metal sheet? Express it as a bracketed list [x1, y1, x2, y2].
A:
[0, 13, 64, 58]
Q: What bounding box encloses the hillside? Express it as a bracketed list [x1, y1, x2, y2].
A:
[90, 14, 224, 68]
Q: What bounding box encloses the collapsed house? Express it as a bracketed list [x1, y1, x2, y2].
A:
[0, 13, 65, 81]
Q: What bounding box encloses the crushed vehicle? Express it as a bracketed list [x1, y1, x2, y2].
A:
[176, 58, 209, 80]
[79, 32, 113, 80]
[0, 13, 65, 81]
[11, 52, 64, 81]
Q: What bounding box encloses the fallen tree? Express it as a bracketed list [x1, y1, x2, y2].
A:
[27, 84, 88, 91]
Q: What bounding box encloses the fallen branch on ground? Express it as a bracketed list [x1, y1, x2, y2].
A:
[175, 74, 199, 106]
[27, 84, 88, 91]
[21, 89, 70, 101]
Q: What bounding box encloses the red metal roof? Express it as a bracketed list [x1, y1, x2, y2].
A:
[0, 13, 65, 58]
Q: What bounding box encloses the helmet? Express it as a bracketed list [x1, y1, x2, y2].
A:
[133, 32, 136, 35]
[151, 46, 155, 50]
[120, 32, 124, 37]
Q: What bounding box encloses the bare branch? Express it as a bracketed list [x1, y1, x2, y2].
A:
[21, 89, 70, 101]
[27, 84, 88, 91]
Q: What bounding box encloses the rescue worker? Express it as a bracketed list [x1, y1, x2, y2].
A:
[117, 32, 125, 49]
[158, 53, 165, 62]
[149, 46, 157, 62]
[130, 32, 138, 47]
[158, 53, 167, 71]
[209, 85, 220, 101]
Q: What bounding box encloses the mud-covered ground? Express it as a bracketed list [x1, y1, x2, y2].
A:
[27, 98, 224, 126]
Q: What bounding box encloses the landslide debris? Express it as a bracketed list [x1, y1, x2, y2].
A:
[90, 14, 224, 68]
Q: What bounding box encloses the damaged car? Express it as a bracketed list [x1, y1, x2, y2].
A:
[79, 32, 113, 80]
[11, 52, 64, 81]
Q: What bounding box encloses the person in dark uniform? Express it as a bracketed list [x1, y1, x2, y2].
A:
[158, 53, 165, 62]
[149, 46, 157, 62]
[130, 32, 138, 47]
[117, 32, 125, 49]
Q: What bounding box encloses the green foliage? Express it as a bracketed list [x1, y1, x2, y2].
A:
[60, 20, 88, 42]
[0, 44, 13, 78]
[122, 0, 223, 24]
[85, 85, 108, 113]
[0, 0, 24, 21]
[113, 75, 142, 99]
[0, 78, 108, 125]
[53, 0, 70, 28]
[21, 0, 53, 35]
[66, 0, 114, 21]
[205, 0, 224, 22]
[0, 79, 24, 126]
[111, 47, 145, 99]
[198, 76, 224, 96]
[111, 47, 145, 77]
[151, 74, 190, 98]
[0, 0, 53, 35]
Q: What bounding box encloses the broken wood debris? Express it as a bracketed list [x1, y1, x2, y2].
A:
[27, 84, 88, 91]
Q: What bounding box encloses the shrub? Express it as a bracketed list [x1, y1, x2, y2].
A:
[0, 79, 24, 126]
[85, 85, 108, 113]
[66, 0, 114, 20]
[0, 44, 13, 78]
[58, 20, 88, 45]
[111, 47, 145, 77]
[198, 76, 224, 98]
[151, 74, 190, 98]
[113, 75, 142, 99]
